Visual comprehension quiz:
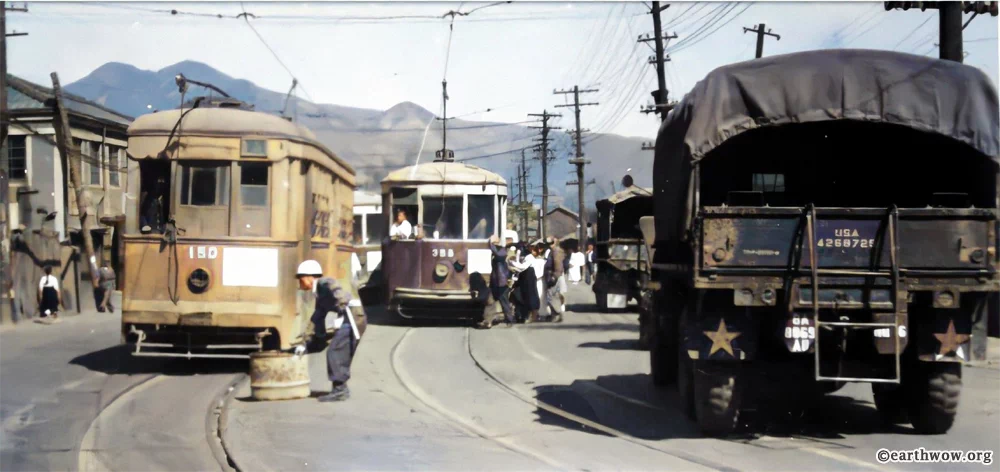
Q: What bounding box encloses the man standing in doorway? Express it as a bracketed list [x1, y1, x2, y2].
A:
[296, 260, 357, 402]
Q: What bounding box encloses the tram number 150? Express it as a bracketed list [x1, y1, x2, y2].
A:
[188, 246, 219, 260]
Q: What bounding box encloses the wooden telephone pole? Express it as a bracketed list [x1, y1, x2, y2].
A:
[555, 85, 598, 247]
[638, 2, 677, 122]
[884, 1, 998, 63]
[1, 2, 27, 323]
[528, 110, 560, 239]
[742, 23, 780, 59]
[51, 73, 100, 289]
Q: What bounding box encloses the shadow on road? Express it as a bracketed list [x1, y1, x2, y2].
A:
[70, 344, 247, 376]
[578, 339, 643, 351]
[530, 371, 917, 442]
[522, 322, 638, 333]
[566, 303, 638, 315]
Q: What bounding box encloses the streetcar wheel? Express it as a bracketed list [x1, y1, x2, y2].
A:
[906, 362, 961, 434]
[692, 363, 742, 436]
[872, 383, 909, 425]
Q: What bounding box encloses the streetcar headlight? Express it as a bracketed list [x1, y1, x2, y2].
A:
[188, 268, 211, 294]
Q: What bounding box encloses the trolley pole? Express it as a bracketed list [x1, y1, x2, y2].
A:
[528, 110, 561, 239]
[435, 80, 454, 161]
[555, 85, 598, 247]
[51, 73, 101, 289]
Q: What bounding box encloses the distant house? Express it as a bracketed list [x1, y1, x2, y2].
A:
[3, 74, 132, 278]
[545, 205, 579, 241]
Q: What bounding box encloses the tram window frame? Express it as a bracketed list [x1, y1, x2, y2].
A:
[180, 162, 231, 207]
[467, 194, 496, 240]
[241, 139, 268, 158]
[366, 212, 387, 243]
[352, 215, 364, 245]
[239, 162, 270, 207]
[421, 196, 463, 240]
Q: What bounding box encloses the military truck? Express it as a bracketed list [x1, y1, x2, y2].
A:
[593, 180, 653, 314]
[641, 49, 998, 435]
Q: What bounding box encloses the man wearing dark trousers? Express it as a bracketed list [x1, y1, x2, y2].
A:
[295, 259, 357, 402]
[481, 234, 514, 328]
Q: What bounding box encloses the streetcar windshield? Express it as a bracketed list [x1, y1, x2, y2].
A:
[422, 196, 463, 239]
[467, 194, 495, 240]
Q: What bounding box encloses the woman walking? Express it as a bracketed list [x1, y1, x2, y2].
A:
[37, 265, 62, 324]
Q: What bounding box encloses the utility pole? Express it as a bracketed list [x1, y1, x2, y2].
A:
[742, 23, 780, 59]
[528, 110, 561, 239]
[885, 2, 996, 63]
[519, 149, 529, 242]
[434, 80, 454, 161]
[638, 2, 677, 122]
[1, 2, 27, 324]
[51, 73, 100, 289]
[555, 85, 598, 247]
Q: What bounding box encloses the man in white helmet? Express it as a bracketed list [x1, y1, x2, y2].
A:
[296, 259, 356, 402]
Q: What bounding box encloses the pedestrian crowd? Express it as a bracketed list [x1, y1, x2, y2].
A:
[478, 234, 596, 328]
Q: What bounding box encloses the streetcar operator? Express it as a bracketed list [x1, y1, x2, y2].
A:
[389, 208, 412, 239]
[295, 260, 358, 402]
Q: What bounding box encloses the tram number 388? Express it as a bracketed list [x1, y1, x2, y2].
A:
[188, 246, 219, 259]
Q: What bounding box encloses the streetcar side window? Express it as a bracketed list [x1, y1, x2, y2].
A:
[467, 194, 495, 240]
[366, 213, 387, 243]
[353, 215, 364, 245]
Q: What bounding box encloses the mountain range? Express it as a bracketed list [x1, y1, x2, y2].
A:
[65, 61, 654, 211]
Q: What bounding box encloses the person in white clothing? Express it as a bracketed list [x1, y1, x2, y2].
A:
[509, 241, 547, 323]
[568, 250, 585, 284]
[37, 265, 62, 324]
[389, 209, 412, 239]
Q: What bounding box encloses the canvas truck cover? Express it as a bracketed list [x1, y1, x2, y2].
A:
[652, 49, 1000, 264]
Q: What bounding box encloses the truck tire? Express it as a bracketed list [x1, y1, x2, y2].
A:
[595, 289, 608, 312]
[872, 384, 909, 425]
[907, 362, 961, 434]
[650, 326, 672, 386]
[693, 363, 742, 436]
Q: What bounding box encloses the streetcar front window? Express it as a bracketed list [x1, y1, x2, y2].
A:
[467, 194, 495, 240]
[181, 163, 230, 206]
[422, 196, 462, 239]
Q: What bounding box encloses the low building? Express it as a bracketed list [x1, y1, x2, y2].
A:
[545, 205, 579, 242]
[2, 74, 132, 319]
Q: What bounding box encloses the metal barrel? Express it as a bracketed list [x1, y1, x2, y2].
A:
[248, 351, 311, 401]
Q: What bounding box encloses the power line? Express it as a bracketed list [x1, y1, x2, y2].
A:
[239, 3, 314, 102]
[669, 3, 753, 56]
[893, 15, 933, 50]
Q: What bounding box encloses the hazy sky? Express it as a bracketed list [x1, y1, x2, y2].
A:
[7, 1, 999, 139]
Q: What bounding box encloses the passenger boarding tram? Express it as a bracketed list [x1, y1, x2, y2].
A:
[379, 156, 508, 321]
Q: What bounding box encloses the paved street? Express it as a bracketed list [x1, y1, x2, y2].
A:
[2, 285, 999, 471]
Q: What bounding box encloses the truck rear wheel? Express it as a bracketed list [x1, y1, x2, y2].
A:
[872, 384, 909, 425]
[907, 362, 961, 434]
[692, 363, 742, 436]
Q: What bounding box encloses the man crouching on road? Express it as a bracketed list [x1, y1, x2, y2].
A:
[295, 260, 357, 402]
